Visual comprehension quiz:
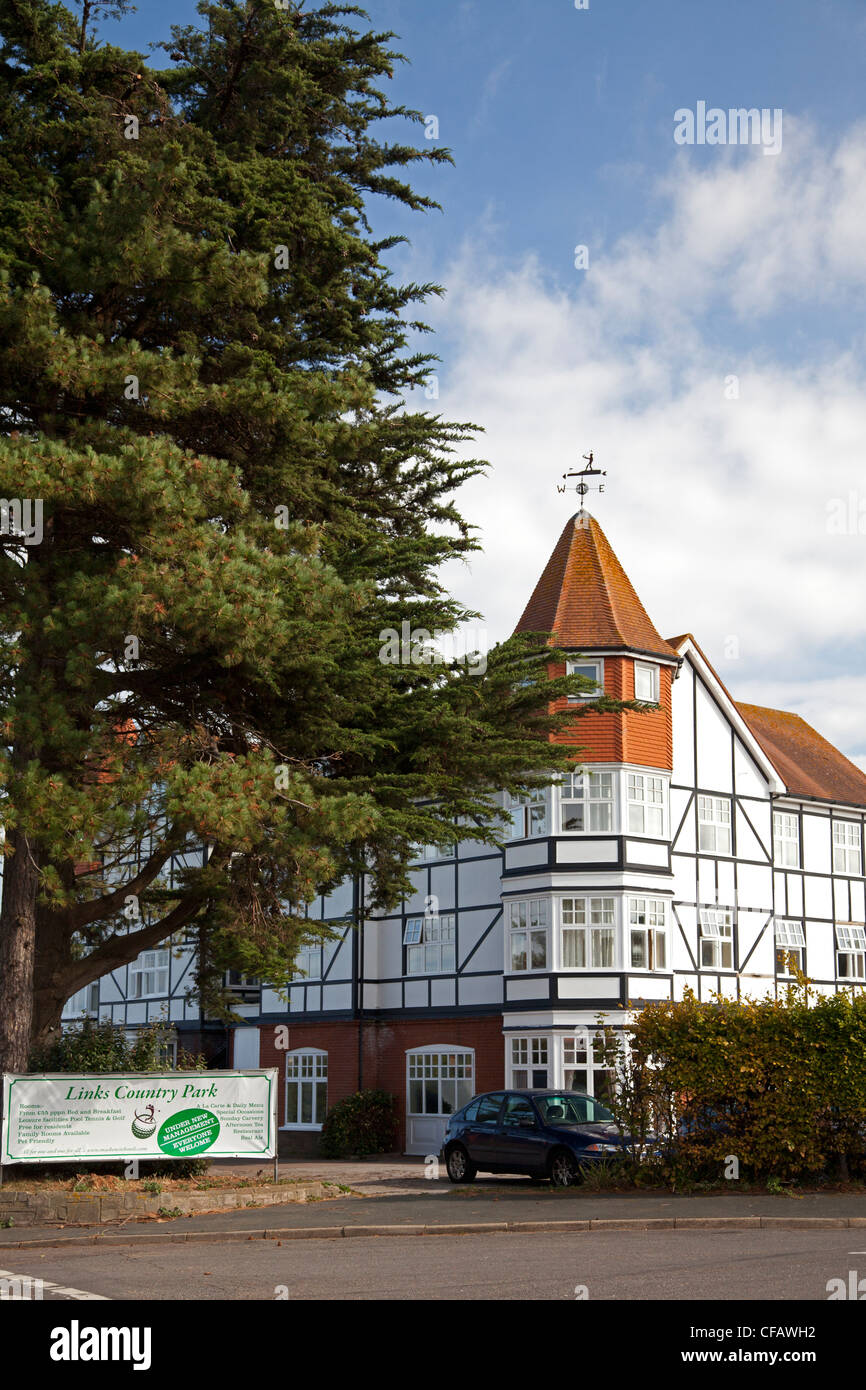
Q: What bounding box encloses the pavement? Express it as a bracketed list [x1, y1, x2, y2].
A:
[3, 1158, 866, 1247]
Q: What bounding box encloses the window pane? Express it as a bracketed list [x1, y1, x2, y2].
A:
[286, 1081, 299, 1124]
[530, 932, 547, 969]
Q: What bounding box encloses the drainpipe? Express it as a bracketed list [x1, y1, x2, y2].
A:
[355, 870, 365, 1091]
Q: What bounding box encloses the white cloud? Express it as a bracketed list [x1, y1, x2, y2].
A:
[417, 120, 866, 763]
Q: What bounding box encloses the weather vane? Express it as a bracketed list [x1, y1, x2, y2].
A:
[556, 451, 607, 500]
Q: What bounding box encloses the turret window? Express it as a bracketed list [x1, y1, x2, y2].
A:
[634, 662, 659, 702]
[566, 659, 603, 701]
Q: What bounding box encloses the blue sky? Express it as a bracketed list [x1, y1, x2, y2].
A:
[100, 1, 866, 767]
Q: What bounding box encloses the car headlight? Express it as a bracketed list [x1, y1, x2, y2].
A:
[583, 1142, 622, 1154]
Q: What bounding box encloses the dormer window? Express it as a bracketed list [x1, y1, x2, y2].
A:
[567, 659, 603, 702]
[634, 662, 659, 702]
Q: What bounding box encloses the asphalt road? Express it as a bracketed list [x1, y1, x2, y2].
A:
[2, 1228, 864, 1301]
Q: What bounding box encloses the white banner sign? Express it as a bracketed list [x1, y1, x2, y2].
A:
[1, 1070, 278, 1163]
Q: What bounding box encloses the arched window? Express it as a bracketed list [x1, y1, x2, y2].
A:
[284, 1049, 328, 1129]
[406, 1046, 474, 1118]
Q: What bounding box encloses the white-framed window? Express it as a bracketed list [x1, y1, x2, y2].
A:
[507, 787, 549, 839]
[507, 898, 549, 972]
[628, 773, 666, 836]
[837, 925, 866, 981]
[561, 897, 616, 968]
[563, 1033, 616, 1105]
[224, 970, 259, 1001]
[699, 907, 734, 969]
[566, 658, 603, 702]
[773, 812, 800, 868]
[407, 1048, 473, 1116]
[129, 949, 170, 999]
[634, 662, 659, 702]
[404, 914, 456, 974]
[629, 898, 667, 970]
[414, 841, 455, 862]
[510, 1036, 549, 1088]
[560, 771, 614, 832]
[698, 795, 732, 854]
[774, 919, 805, 976]
[285, 1049, 328, 1128]
[833, 822, 863, 875]
[293, 942, 336, 981]
[64, 982, 100, 1016]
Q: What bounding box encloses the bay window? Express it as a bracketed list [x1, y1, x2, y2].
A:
[507, 787, 549, 839]
[510, 1037, 549, 1088]
[627, 773, 666, 836]
[629, 898, 667, 969]
[563, 1033, 615, 1104]
[560, 771, 614, 832]
[561, 896, 616, 968]
[508, 898, 549, 972]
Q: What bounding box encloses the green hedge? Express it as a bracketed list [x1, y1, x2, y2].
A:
[597, 981, 866, 1182]
[319, 1089, 398, 1158]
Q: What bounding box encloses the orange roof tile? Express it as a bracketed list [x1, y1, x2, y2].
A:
[515, 511, 680, 660]
[737, 703, 866, 808]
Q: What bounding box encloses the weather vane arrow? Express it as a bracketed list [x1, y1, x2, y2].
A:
[556, 450, 607, 498]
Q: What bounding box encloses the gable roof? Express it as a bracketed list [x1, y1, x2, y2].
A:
[515, 511, 680, 660]
[736, 703, 866, 809]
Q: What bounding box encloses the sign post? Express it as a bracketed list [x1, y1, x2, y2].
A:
[1, 1069, 278, 1167]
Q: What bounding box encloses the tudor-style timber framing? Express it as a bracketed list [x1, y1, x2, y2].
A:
[44, 508, 866, 1153]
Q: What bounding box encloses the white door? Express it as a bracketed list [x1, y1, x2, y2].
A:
[233, 1027, 260, 1069]
[405, 1047, 474, 1155]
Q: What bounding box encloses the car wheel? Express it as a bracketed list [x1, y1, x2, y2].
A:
[549, 1148, 581, 1188]
[445, 1144, 477, 1184]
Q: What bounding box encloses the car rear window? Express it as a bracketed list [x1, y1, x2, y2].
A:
[476, 1093, 504, 1126]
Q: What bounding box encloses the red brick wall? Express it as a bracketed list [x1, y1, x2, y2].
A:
[548, 655, 673, 771]
[254, 1015, 505, 1150]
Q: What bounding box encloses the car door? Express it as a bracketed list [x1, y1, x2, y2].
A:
[497, 1094, 550, 1174]
[460, 1092, 505, 1168]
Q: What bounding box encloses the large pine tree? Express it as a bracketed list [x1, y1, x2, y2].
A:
[0, 0, 626, 1071]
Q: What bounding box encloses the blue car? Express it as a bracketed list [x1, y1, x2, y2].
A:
[441, 1088, 629, 1188]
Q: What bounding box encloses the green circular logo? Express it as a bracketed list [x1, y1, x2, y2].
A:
[157, 1107, 220, 1157]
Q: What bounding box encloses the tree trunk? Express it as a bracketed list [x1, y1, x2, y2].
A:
[0, 827, 41, 1073]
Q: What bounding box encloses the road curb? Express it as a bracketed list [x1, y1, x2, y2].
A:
[1, 1213, 864, 1248]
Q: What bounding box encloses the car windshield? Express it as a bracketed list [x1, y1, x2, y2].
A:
[535, 1094, 615, 1125]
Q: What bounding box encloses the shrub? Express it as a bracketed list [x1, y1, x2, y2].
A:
[319, 1089, 398, 1158]
[596, 978, 866, 1185]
